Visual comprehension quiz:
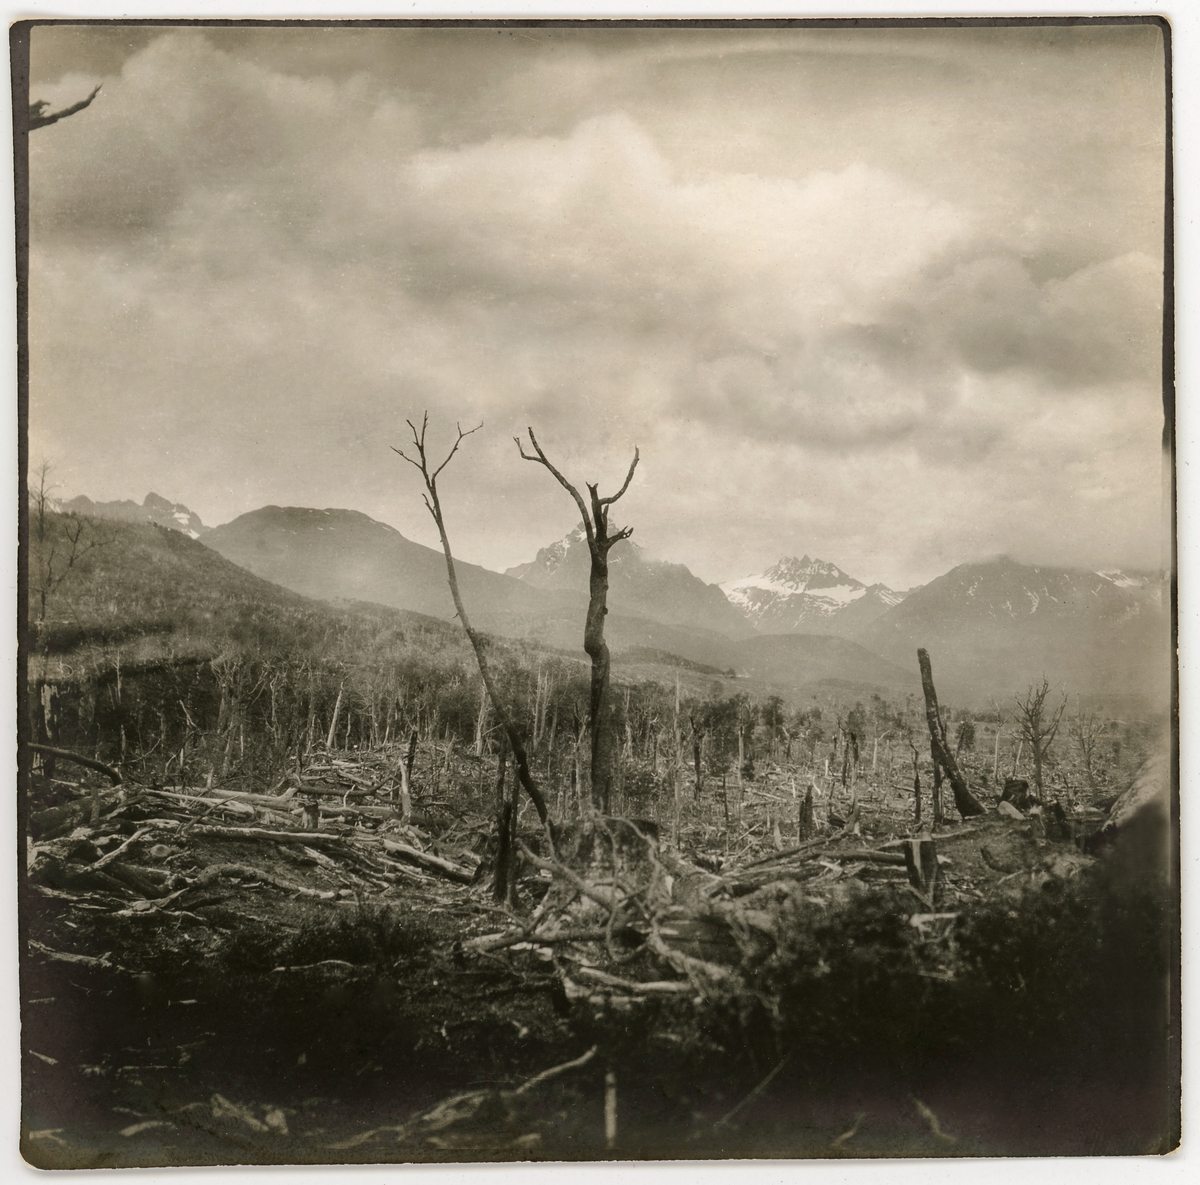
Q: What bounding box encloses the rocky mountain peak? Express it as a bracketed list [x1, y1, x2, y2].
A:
[720, 555, 905, 638]
[59, 492, 209, 539]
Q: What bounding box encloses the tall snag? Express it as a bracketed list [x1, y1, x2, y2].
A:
[916, 648, 986, 819]
[394, 416, 548, 828]
[516, 428, 639, 813]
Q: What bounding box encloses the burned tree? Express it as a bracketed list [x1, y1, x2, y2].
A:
[916, 648, 986, 819]
[516, 428, 639, 813]
[1014, 677, 1067, 801]
[394, 416, 549, 832]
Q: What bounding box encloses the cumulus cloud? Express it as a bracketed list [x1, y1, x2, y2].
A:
[28, 25, 1167, 588]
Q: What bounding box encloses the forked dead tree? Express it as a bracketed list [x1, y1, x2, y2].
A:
[916, 649, 986, 819]
[516, 428, 639, 813]
[394, 416, 549, 830]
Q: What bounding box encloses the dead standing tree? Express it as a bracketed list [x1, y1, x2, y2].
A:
[394, 417, 549, 843]
[916, 648, 987, 819]
[516, 429, 638, 814]
[1014, 678, 1067, 802]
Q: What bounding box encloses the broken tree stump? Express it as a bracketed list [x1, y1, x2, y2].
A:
[916, 649, 987, 819]
[798, 785, 814, 840]
[903, 835, 940, 904]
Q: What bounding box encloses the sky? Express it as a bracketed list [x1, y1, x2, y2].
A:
[26, 21, 1168, 589]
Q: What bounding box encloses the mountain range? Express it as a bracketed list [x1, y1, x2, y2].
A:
[57, 492, 209, 539]
[856, 557, 1169, 704]
[58, 491, 1170, 706]
[505, 526, 755, 638]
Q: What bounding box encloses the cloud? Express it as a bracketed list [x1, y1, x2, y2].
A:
[28, 27, 1167, 588]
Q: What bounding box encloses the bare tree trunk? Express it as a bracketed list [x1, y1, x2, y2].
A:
[671, 675, 682, 847]
[405, 727, 418, 789]
[474, 681, 489, 757]
[912, 741, 922, 828]
[493, 734, 511, 901]
[517, 428, 638, 814]
[397, 750, 413, 823]
[916, 649, 986, 818]
[586, 550, 617, 812]
[931, 742, 945, 827]
[396, 418, 549, 826]
[326, 682, 344, 751]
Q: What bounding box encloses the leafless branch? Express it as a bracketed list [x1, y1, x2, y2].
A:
[515, 428, 595, 549]
[597, 447, 640, 507]
[30, 84, 101, 131]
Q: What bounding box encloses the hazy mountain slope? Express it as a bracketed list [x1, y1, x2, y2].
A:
[496, 604, 743, 672]
[206, 507, 560, 626]
[735, 633, 919, 693]
[721, 555, 906, 637]
[507, 526, 755, 637]
[855, 557, 1169, 704]
[30, 512, 326, 667]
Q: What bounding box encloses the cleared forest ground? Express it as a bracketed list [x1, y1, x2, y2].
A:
[21, 734, 1177, 1167]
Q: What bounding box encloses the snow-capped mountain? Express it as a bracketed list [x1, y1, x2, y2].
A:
[854, 556, 1169, 703]
[59, 492, 209, 539]
[506, 526, 756, 638]
[720, 555, 907, 637]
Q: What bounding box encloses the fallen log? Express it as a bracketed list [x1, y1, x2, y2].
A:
[324, 1046, 597, 1151]
[31, 791, 125, 840]
[466, 923, 616, 953]
[316, 803, 398, 820]
[149, 791, 258, 817]
[827, 849, 908, 866]
[26, 744, 122, 785]
[380, 839, 473, 884]
[156, 787, 297, 809]
[294, 782, 374, 799]
[185, 825, 351, 851]
[92, 826, 156, 870]
[571, 966, 692, 995]
[28, 940, 117, 969]
[195, 863, 338, 900]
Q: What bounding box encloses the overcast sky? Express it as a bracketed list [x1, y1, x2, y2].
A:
[27, 21, 1167, 588]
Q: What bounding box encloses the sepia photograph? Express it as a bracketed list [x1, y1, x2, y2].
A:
[13, 13, 1178, 1169]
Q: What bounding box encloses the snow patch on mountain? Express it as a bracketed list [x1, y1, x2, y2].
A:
[720, 555, 907, 637]
[58, 492, 209, 538]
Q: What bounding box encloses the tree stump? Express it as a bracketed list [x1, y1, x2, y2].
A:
[903, 835, 940, 904]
